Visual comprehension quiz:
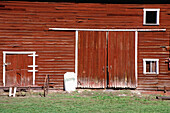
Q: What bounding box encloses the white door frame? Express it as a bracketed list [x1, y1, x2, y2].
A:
[3, 51, 37, 86]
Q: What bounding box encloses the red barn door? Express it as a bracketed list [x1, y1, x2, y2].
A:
[108, 32, 136, 88]
[5, 54, 33, 86]
[78, 31, 136, 88]
[78, 31, 107, 88]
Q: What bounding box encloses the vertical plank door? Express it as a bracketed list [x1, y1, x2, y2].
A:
[108, 32, 136, 88]
[78, 31, 107, 88]
[5, 54, 33, 87]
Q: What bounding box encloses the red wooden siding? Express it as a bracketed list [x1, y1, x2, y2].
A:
[138, 32, 169, 90]
[0, 1, 169, 90]
[78, 31, 106, 88]
[0, 1, 170, 29]
[108, 32, 136, 88]
[0, 31, 75, 89]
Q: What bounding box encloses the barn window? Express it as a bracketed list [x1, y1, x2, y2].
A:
[143, 59, 159, 74]
[143, 9, 160, 25]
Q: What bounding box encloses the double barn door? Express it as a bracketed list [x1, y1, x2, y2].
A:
[78, 31, 136, 88]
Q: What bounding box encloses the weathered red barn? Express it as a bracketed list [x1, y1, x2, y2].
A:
[0, 0, 169, 91]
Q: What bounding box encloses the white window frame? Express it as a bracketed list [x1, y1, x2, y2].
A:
[143, 8, 160, 25]
[3, 51, 38, 86]
[143, 59, 159, 74]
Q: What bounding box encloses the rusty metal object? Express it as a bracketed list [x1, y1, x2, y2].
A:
[160, 46, 170, 51]
[156, 96, 170, 100]
[44, 75, 49, 97]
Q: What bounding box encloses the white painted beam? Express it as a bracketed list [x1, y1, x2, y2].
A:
[135, 31, 138, 87]
[3, 53, 6, 86]
[28, 70, 38, 72]
[3, 51, 36, 54]
[75, 30, 78, 87]
[49, 28, 166, 32]
[28, 65, 38, 67]
[32, 52, 36, 85]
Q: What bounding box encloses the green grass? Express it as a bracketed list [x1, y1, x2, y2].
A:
[0, 90, 169, 113]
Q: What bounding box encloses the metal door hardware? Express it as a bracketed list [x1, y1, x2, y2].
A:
[4, 62, 11, 66]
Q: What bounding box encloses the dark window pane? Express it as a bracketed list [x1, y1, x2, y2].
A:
[146, 11, 157, 24]
[146, 61, 150, 72]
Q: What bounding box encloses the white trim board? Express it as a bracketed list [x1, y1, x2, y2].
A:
[75, 30, 78, 87]
[49, 28, 166, 32]
[135, 31, 138, 87]
[3, 51, 37, 86]
[3, 51, 36, 54]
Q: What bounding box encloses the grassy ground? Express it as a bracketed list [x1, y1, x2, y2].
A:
[0, 90, 170, 113]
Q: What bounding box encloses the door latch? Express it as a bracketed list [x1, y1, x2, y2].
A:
[110, 65, 112, 69]
[4, 62, 11, 66]
[102, 66, 105, 72]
